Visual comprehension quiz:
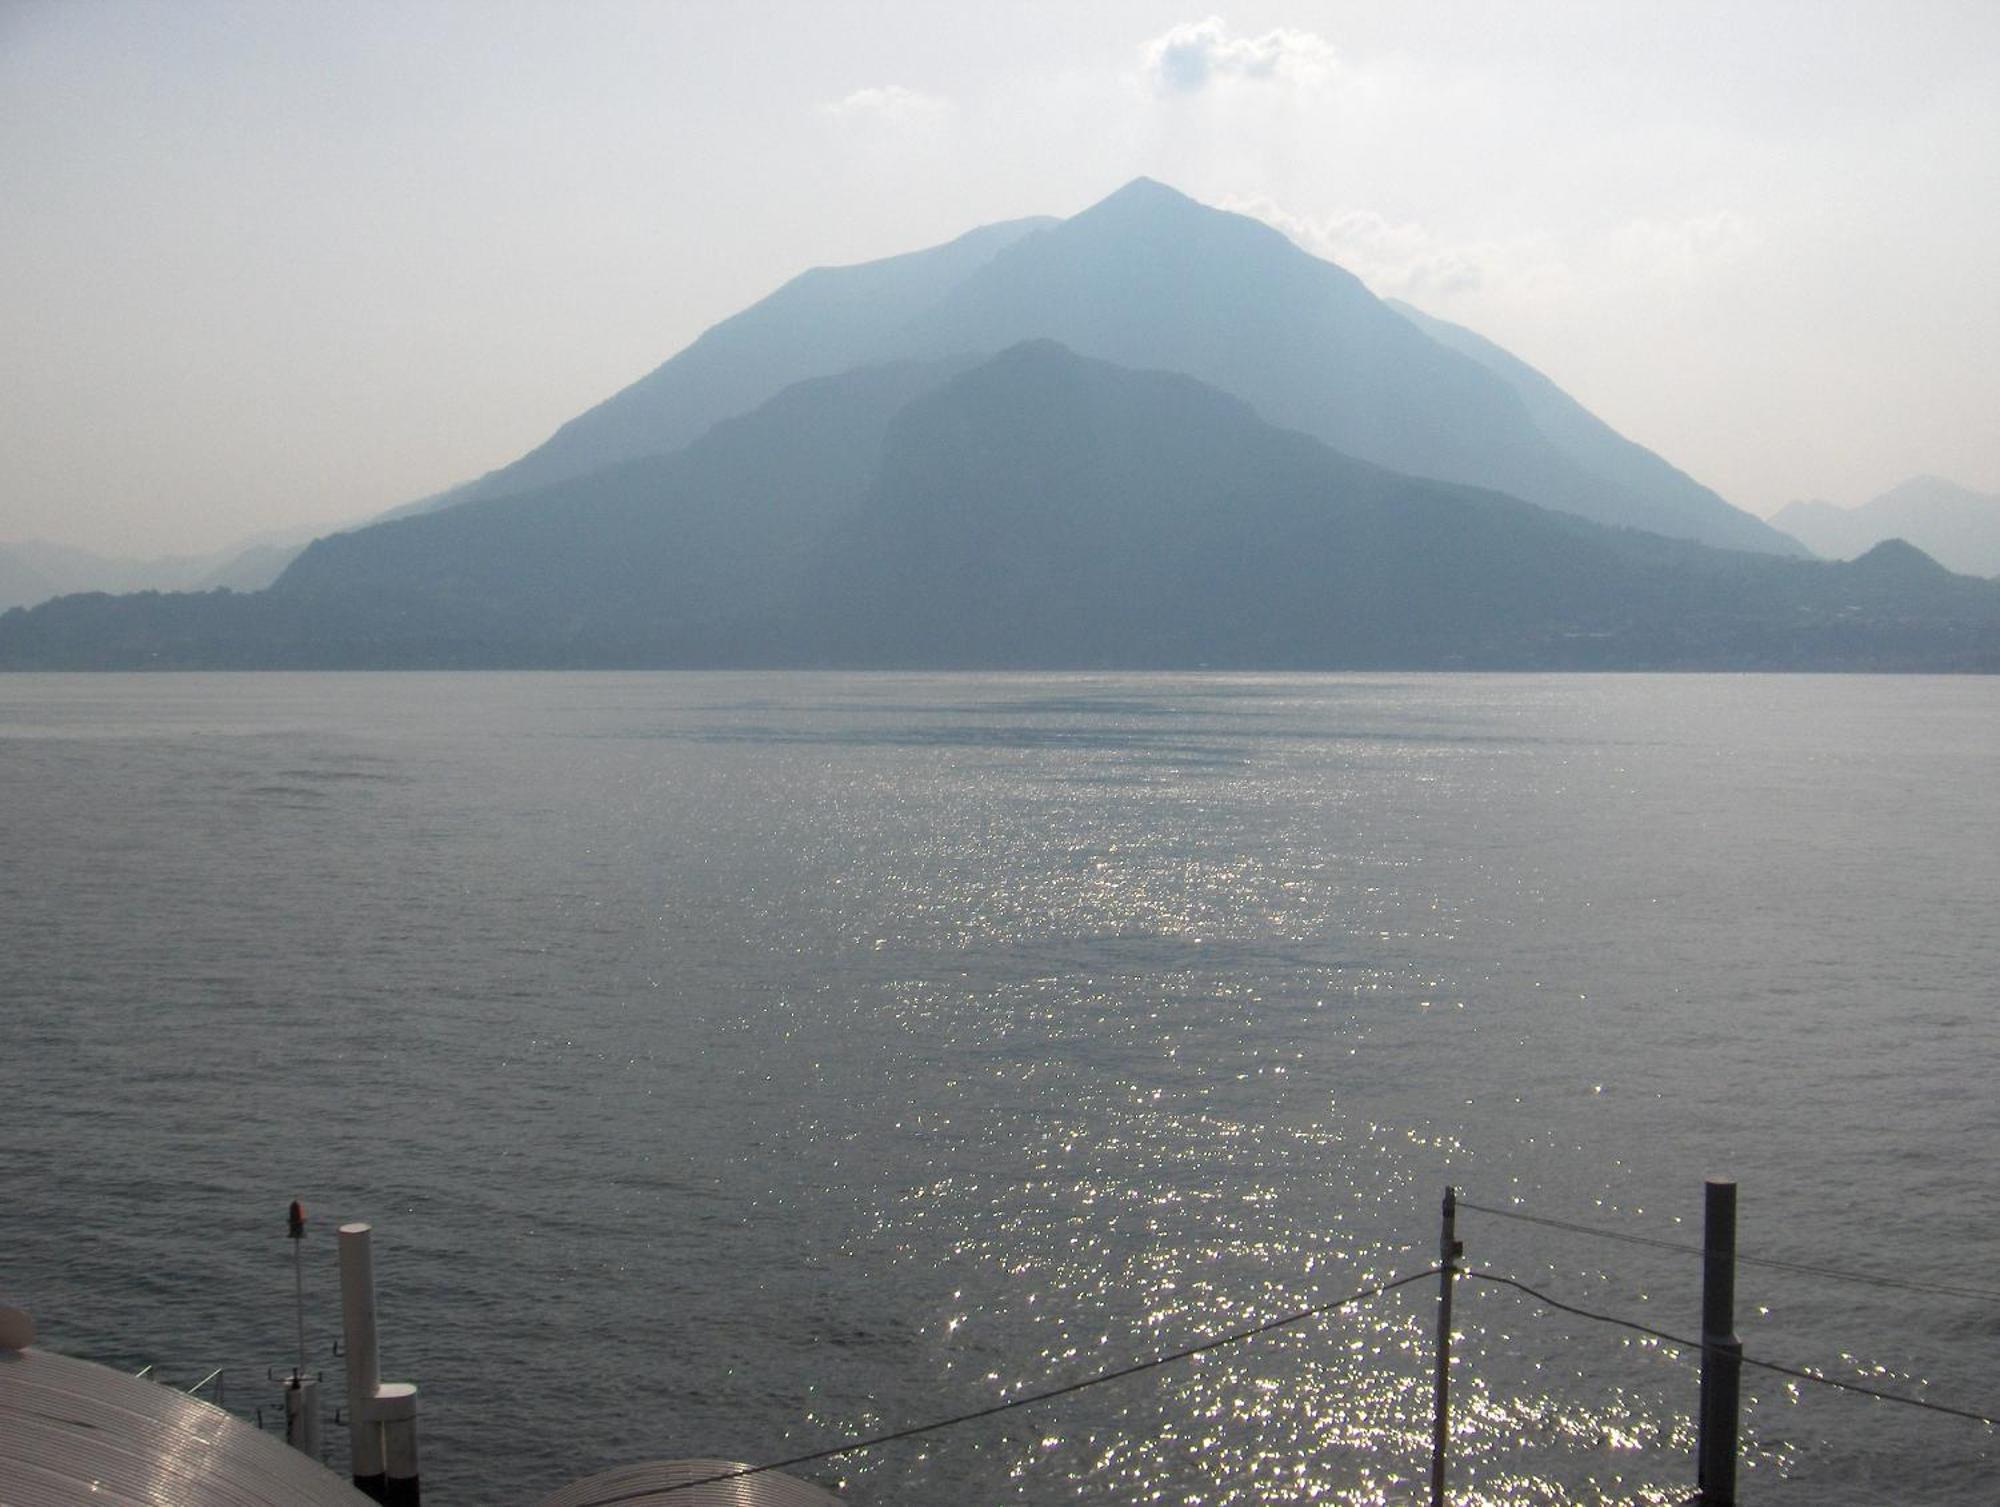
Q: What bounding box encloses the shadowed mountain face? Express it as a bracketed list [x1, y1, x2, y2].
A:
[806, 341, 1632, 666]
[1771, 477, 2000, 575]
[802, 342, 1986, 666]
[6, 342, 1994, 671]
[273, 356, 979, 661]
[419, 178, 1787, 554]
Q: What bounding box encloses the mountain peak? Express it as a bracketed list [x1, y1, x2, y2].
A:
[1877, 474, 1996, 509]
[1068, 176, 1254, 236]
[1849, 536, 1953, 578]
[982, 336, 1079, 368]
[1100, 175, 1191, 205]
[1778, 479, 2000, 573]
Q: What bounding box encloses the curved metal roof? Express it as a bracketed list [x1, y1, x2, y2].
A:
[0, 1346, 373, 1507]
[534, 1459, 847, 1507]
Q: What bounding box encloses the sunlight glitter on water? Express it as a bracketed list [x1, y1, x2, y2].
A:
[3, 672, 1994, 1504]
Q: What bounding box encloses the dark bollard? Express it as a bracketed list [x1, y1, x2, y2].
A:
[1695, 1178, 1743, 1505]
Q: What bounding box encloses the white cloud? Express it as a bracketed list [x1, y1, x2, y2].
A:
[1226, 194, 1764, 309]
[824, 84, 950, 125]
[1601, 212, 1761, 284]
[1246, 202, 1469, 294]
[1141, 16, 1338, 95]
[1224, 196, 1495, 298]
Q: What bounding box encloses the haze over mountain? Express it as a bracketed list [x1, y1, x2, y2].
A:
[0, 547, 55, 615]
[1386, 300, 1803, 555]
[431, 180, 1795, 556]
[0, 533, 305, 612]
[7, 179, 1994, 672]
[10, 5, 1995, 566]
[5, 342, 1993, 672]
[445, 216, 1055, 508]
[1771, 477, 2000, 577]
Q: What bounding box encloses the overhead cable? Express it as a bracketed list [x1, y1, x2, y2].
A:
[592, 1265, 1443, 1502]
[1464, 1268, 1999, 1428]
[1458, 1197, 2000, 1304]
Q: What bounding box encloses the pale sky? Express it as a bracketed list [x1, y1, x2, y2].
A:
[3, 0, 1997, 556]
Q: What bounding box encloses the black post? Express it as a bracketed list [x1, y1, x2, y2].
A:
[289, 1200, 308, 1383]
[1430, 1186, 1462, 1507]
[1696, 1178, 1743, 1505]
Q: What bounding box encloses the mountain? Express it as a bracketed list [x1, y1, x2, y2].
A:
[805, 340, 1637, 667]
[884, 181, 1796, 554]
[1770, 477, 2000, 575]
[407, 179, 1789, 555]
[5, 342, 1994, 672]
[1386, 299, 1806, 555]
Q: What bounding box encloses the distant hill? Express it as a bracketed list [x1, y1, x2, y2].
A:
[0, 545, 56, 613]
[1771, 477, 2000, 575]
[0, 534, 306, 611]
[4, 343, 1993, 672]
[195, 537, 309, 591]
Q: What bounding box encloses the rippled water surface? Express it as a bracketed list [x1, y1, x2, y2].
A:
[3, 673, 1995, 1505]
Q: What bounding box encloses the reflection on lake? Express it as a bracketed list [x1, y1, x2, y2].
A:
[2, 672, 1994, 1504]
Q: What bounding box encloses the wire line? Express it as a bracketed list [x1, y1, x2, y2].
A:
[1458, 1197, 2000, 1304]
[1464, 1269, 1999, 1428]
[585, 1266, 1444, 1502]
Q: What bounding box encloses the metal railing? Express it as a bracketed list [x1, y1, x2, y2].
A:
[186, 1368, 227, 1408]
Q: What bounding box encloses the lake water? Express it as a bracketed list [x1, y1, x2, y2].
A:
[2, 672, 1994, 1506]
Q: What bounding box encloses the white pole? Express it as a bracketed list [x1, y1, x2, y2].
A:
[286, 1374, 325, 1460]
[376, 1381, 421, 1506]
[338, 1222, 387, 1499]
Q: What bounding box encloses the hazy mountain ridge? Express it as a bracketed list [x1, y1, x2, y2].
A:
[1386, 299, 1807, 555]
[6, 180, 1989, 671]
[0, 545, 56, 613]
[6, 342, 1994, 672]
[1770, 477, 2000, 575]
[443, 216, 1056, 509]
[883, 181, 1796, 555]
